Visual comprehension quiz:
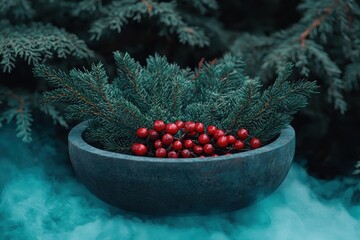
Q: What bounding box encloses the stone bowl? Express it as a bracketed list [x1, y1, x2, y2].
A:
[68, 121, 295, 215]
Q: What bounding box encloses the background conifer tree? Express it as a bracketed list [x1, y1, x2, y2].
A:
[1, 0, 359, 177]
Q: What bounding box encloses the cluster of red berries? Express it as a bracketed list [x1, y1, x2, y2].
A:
[131, 120, 262, 158]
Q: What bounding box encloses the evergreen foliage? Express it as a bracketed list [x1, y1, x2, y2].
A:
[0, 20, 93, 73]
[0, 86, 67, 142]
[354, 160, 360, 175]
[0, 0, 218, 142]
[0, 0, 35, 19]
[354, 161, 360, 174]
[0, 0, 214, 47]
[231, 0, 360, 114]
[87, 0, 212, 46]
[0, 0, 358, 173]
[35, 52, 317, 153]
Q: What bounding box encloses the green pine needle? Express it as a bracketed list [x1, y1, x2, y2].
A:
[36, 52, 318, 153]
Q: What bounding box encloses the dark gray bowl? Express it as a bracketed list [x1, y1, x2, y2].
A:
[68, 121, 295, 215]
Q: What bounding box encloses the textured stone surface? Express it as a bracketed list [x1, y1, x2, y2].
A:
[68, 122, 295, 215]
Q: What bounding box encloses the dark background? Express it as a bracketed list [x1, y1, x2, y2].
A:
[1, 0, 359, 179]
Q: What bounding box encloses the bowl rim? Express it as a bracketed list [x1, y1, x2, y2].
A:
[69, 121, 295, 163]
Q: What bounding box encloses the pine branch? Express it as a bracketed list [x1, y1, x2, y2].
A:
[344, 62, 360, 90]
[38, 52, 317, 153]
[70, 0, 102, 16]
[231, 0, 360, 113]
[34, 64, 116, 124]
[113, 52, 150, 110]
[299, 0, 339, 46]
[244, 64, 318, 141]
[0, 86, 68, 142]
[14, 96, 33, 142]
[191, 58, 318, 141]
[0, 20, 93, 73]
[40, 104, 68, 128]
[354, 160, 360, 175]
[181, 0, 218, 14]
[89, 0, 210, 47]
[0, 0, 34, 19]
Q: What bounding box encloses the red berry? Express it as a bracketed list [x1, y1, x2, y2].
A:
[212, 154, 219, 157]
[195, 123, 205, 133]
[131, 143, 147, 156]
[198, 133, 210, 145]
[193, 145, 203, 155]
[214, 129, 225, 140]
[149, 129, 159, 140]
[175, 120, 185, 129]
[217, 136, 229, 148]
[136, 127, 148, 138]
[154, 140, 163, 149]
[187, 131, 197, 137]
[184, 121, 196, 132]
[250, 138, 262, 149]
[166, 123, 179, 135]
[207, 125, 217, 135]
[131, 143, 138, 153]
[156, 148, 167, 158]
[172, 140, 183, 151]
[184, 139, 195, 149]
[237, 128, 249, 140]
[168, 151, 178, 158]
[162, 133, 174, 145]
[227, 135, 236, 144]
[154, 120, 166, 132]
[203, 144, 214, 155]
[199, 155, 205, 158]
[181, 149, 191, 158]
[234, 140, 245, 149]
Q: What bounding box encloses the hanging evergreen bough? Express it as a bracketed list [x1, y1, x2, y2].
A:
[0, 87, 68, 142]
[231, 0, 360, 114]
[0, 0, 222, 142]
[88, 0, 211, 47]
[35, 52, 318, 154]
[0, 20, 94, 73]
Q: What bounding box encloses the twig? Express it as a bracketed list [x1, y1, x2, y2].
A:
[193, 57, 205, 80]
[141, 0, 153, 14]
[184, 27, 195, 34]
[299, 0, 339, 47]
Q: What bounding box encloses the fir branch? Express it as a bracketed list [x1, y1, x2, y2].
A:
[344, 62, 360, 90]
[89, 0, 209, 47]
[0, 21, 93, 73]
[113, 52, 150, 110]
[260, 39, 347, 113]
[34, 64, 117, 124]
[38, 52, 317, 153]
[181, 0, 218, 14]
[0, 89, 34, 142]
[354, 160, 360, 175]
[0, 0, 34, 19]
[299, 0, 339, 46]
[141, 0, 153, 13]
[191, 57, 317, 142]
[0, 86, 68, 142]
[14, 96, 33, 142]
[70, 0, 102, 16]
[40, 104, 68, 128]
[231, 0, 360, 113]
[245, 64, 318, 141]
[224, 77, 262, 130]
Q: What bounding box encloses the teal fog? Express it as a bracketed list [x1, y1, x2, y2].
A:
[0, 124, 359, 240]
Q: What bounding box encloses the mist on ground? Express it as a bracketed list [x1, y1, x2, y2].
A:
[0, 124, 359, 240]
